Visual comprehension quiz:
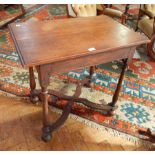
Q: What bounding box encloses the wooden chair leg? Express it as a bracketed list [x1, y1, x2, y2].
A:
[135, 5, 143, 32]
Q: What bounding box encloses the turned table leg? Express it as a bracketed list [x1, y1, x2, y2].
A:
[34, 58, 130, 141]
[89, 66, 95, 79]
[29, 67, 39, 103]
[89, 66, 95, 88]
[41, 86, 51, 141]
[29, 67, 36, 91]
[37, 65, 53, 142]
[84, 66, 95, 88]
[108, 59, 128, 115]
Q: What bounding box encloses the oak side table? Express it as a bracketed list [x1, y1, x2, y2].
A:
[9, 15, 150, 142]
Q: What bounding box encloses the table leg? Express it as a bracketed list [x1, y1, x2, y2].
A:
[41, 86, 52, 141]
[29, 67, 39, 103]
[37, 64, 88, 142]
[89, 66, 95, 88]
[35, 58, 129, 141]
[29, 67, 36, 91]
[90, 66, 95, 78]
[36, 65, 52, 141]
[138, 128, 155, 143]
[84, 66, 95, 88]
[108, 59, 128, 115]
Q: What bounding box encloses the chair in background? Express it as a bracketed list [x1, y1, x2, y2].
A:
[67, 4, 126, 24]
[136, 4, 155, 60]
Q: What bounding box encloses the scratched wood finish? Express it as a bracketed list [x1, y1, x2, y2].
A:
[9, 15, 149, 67]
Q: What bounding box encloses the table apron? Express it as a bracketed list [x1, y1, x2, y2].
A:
[39, 47, 134, 75]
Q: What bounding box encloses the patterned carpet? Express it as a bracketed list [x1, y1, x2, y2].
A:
[0, 5, 37, 28]
[0, 5, 23, 27]
[0, 4, 155, 144]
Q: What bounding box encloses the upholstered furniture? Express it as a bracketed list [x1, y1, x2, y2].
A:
[67, 4, 126, 24]
[136, 4, 155, 59]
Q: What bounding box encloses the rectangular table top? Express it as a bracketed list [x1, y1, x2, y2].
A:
[9, 15, 149, 67]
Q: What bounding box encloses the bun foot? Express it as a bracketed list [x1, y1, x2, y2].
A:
[30, 95, 39, 104]
[105, 110, 116, 116]
[83, 82, 91, 88]
[42, 126, 52, 142]
[42, 132, 52, 142]
[109, 110, 116, 116]
[84, 81, 94, 89]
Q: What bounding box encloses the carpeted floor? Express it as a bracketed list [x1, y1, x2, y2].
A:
[0, 4, 155, 145]
[1, 94, 154, 150]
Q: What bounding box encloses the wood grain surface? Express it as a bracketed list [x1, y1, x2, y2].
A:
[9, 15, 149, 67]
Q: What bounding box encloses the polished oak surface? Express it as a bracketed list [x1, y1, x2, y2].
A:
[9, 15, 149, 67]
